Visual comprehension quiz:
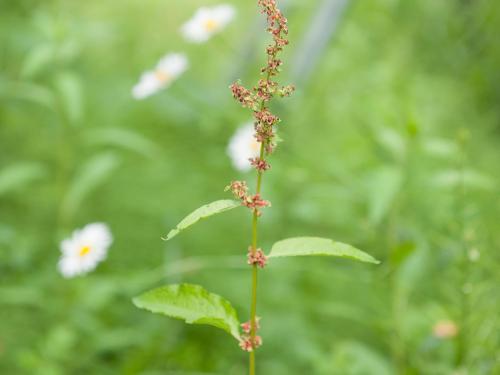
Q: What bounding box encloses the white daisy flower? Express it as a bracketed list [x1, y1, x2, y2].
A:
[132, 53, 188, 100]
[181, 4, 236, 43]
[58, 223, 113, 278]
[227, 122, 261, 172]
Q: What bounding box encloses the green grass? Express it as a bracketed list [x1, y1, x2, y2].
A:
[1, 0, 499, 374]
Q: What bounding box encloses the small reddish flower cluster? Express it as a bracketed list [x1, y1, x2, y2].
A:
[255, 79, 277, 102]
[255, 108, 279, 126]
[239, 335, 262, 352]
[241, 316, 260, 333]
[278, 84, 295, 98]
[243, 194, 270, 216]
[258, 0, 289, 76]
[229, 0, 294, 173]
[225, 180, 248, 199]
[239, 317, 263, 352]
[226, 181, 271, 216]
[254, 121, 273, 144]
[249, 157, 270, 172]
[247, 246, 268, 268]
[230, 81, 258, 110]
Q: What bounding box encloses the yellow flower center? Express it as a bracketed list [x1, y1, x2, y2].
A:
[249, 140, 260, 152]
[79, 246, 91, 257]
[155, 70, 171, 83]
[204, 19, 218, 31]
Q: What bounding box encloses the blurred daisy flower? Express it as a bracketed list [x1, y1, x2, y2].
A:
[432, 320, 458, 339]
[132, 53, 188, 100]
[58, 223, 113, 278]
[227, 122, 261, 172]
[181, 4, 236, 43]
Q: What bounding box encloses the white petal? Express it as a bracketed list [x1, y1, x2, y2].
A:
[132, 53, 188, 99]
[181, 20, 210, 43]
[81, 223, 113, 248]
[181, 4, 236, 43]
[132, 71, 162, 100]
[60, 238, 76, 256]
[58, 256, 81, 278]
[213, 5, 236, 26]
[227, 123, 260, 172]
[156, 53, 189, 77]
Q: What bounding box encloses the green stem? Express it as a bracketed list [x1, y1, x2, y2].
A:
[249, 144, 265, 375]
[249, 265, 258, 374]
[248, 32, 278, 375]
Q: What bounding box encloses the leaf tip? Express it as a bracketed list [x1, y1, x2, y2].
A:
[131, 296, 142, 308]
[162, 229, 177, 241]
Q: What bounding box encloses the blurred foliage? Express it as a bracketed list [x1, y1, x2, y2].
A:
[1, 0, 499, 374]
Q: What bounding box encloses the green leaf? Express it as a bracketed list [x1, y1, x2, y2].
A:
[53, 71, 84, 125]
[62, 152, 121, 219]
[376, 126, 406, 161]
[21, 44, 54, 78]
[0, 80, 56, 110]
[268, 237, 380, 264]
[367, 166, 402, 224]
[396, 245, 430, 297]
[0, 162, 47, 196]
[85, 127, 161, 159]
[164, 200, 241, 241]
[133, 284, 241, 340]
[329, 341, 392, 375]
[422, 137, 458, 159]
[431, 169, 495, 190]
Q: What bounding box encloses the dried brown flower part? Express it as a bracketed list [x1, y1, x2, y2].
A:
[249, 157, 271, 172]
[247, 247, 268, 268]
[229, 0, 293, 166]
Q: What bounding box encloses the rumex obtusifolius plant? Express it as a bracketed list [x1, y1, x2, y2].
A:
[132, 1, 380, 373]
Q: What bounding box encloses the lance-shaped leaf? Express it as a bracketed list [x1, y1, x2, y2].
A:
[0, 162, 47, 196]
[133, 284, 241, 340]
[269, 237, 380, 264]
[164, 200, 241, 241]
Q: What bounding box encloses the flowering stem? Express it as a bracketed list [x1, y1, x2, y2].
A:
[229, 1, 293, 372]
[249, 266, 258, 374]
[249, 143, 265, 375]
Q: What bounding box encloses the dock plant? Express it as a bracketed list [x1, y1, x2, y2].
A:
[132, 1, 380, 374]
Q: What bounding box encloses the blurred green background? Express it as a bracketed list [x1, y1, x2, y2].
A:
[1, 0, 499, 374]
